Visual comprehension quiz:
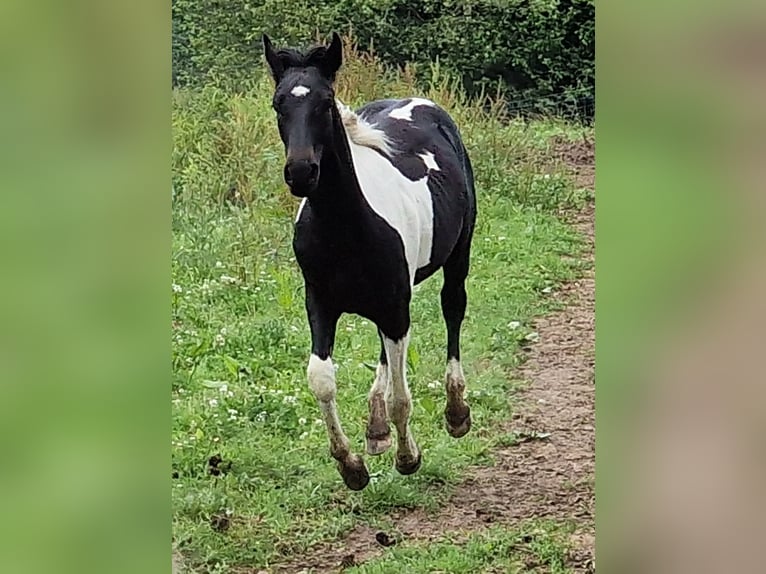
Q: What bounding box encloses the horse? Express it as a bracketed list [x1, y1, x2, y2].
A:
[263, 33, 477, 490]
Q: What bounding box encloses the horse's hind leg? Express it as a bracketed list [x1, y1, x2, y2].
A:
[366, 331, 392, 456]
[440, 238, 472, 438]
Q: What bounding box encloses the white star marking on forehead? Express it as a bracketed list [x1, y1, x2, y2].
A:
[418, 151, 440, 171]
[290, 85, 311, 97]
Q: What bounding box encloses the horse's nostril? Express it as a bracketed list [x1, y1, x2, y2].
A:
[285, 159, 318, 189]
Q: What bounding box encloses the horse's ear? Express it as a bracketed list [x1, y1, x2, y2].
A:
[262, 34, 283, 82]
[319, 32, 343, 81]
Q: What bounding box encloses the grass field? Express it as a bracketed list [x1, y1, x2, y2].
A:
[172, 45, 592, 573]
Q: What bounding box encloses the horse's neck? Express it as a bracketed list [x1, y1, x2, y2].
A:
[312, 108, 367, 220]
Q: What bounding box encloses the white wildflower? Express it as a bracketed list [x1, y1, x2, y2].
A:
[298, 417, 307, 425]
[508, 321, 521, 329]
[220, 274, 238, 285]
[214, 333, 226, 347]
[215, 261, 223, 268]
[299, 431, 309, 440]
[172, 283, 183, 293]
[208, 398, 218, 407]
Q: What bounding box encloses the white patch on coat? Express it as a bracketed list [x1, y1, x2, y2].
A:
[418, 150, 440, 172]
[368, 362, 388, 398]
[383, 331, 418, 458]
[336, 99, 392, 156]
[389, 98, 436, 121]
[295, 197, 307, 223]
[290, 85, 310, 97]
[344, 133, 433, 285]
[383, 332, 410, 400]
[307, 354, 335, 402]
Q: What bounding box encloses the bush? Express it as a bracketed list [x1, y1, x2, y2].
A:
[172, 44, 591, 211]
[172, 0, 594, 118]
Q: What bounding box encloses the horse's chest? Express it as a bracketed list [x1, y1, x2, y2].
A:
[294, 229, 410, 313]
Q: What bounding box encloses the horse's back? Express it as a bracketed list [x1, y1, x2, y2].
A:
[358, 98, 466, 165]
[356, 97, 476, 283]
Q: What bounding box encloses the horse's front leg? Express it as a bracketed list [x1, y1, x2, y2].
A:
[305, 287, 369, 490]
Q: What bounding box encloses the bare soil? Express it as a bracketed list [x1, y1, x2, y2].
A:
[274, 138, 596, 574]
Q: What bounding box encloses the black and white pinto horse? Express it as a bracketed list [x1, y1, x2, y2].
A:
[263, 33, 477, 490]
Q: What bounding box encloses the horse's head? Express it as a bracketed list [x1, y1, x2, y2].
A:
[263, 33, 343, 197]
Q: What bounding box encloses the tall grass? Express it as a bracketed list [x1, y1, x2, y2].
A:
[173, 40, 590, 210]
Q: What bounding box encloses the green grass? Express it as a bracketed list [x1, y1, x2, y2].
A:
[350, 521, 575, 574]
[172, 47, 591, 573]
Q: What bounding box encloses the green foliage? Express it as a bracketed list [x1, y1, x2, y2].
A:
[172, 0, 594, 117]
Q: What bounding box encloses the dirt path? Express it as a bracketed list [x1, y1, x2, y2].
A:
[276, 138, 596, 573]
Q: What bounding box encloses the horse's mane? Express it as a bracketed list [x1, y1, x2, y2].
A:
[274, 46, 328, 70]
[335, 100, 393, 157]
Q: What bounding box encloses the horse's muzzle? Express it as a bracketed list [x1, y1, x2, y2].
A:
[284, 159, 319, 197]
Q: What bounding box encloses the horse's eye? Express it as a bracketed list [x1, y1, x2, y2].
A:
[316, 101, 332, 115]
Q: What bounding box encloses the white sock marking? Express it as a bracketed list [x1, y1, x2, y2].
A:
[307, 354, 351, 456]
[383, 332, 418, 458]
[307, 354, 335, 402]
[368, 362, 389, 399]
[446, 357, 464, 380]
[291, 85, 311, 97]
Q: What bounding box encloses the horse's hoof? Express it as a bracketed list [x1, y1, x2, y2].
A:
[446, 405, 471, 438]
[338, 454, 370, 491]
[366, 433, 392, 456]
[395, 451, 422, 475]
